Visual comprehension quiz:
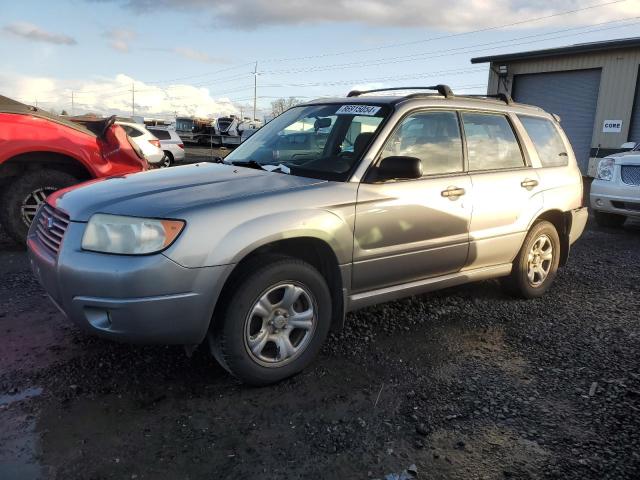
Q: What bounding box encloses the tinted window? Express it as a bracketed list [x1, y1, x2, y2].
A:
[462, 113, 525, 170]
[383, 111, 463, 175]
[122, 125, 144, 137]
[149, 128, 171, 140]
[519, 116, 568, 167]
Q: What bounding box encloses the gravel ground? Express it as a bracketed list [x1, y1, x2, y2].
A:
[1, 213, 639, 479]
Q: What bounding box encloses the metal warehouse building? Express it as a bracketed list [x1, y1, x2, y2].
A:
[471, 37, 640, 175]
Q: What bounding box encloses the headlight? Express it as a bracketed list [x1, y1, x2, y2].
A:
[82, 214, 185, 255]
[596, 158, 615, 181]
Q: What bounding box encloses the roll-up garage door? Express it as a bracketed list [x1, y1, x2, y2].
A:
[513, 69, 601, 173]
[629, 66, 640, 143]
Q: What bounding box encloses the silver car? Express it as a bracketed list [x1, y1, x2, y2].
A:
[27, 86, 588, 385]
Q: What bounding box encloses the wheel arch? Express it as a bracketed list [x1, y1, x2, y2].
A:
[529, 209, 572, 266]
[212, 236, 346, 334]
[0, 151, 93, 182]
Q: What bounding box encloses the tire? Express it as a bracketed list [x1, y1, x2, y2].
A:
[160, 151, 173, 168]
[501, 220, 561, 299]
[0, 169, 77, 245]
[594, 211, 626, 228]
[210, 255, 332, 386]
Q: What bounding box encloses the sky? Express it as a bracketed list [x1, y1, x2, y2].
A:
[1, 0, 639, 120]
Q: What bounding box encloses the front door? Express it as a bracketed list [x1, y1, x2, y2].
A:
[352, 110, 472, 292]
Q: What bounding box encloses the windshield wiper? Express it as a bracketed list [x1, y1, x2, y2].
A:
[229, 159, 265, 170]
[229, 160, 290, 174]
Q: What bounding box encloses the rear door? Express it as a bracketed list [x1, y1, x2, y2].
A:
[462, 111, 543, 269]
[352, 110, 472, 292]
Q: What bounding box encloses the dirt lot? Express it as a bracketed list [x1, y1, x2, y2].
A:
[1, 205, 639, 479]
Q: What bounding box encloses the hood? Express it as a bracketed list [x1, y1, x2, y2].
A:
[53, 162, 326, 221]
[608, 152, 640, 165]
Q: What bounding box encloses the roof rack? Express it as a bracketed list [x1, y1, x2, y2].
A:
[346, 84, 454, 99]
[462, 93, 513, 105]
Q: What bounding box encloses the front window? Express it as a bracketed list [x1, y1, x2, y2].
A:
[176, 119, 193, 132]
[224, 103, 389, 181]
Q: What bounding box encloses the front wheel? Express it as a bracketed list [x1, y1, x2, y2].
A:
[210, 256, 332, 386]
[501, 220, 561, 299]
[0, 169, 77, 245]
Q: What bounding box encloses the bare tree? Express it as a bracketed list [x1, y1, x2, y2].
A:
[270, 97, 301, 117]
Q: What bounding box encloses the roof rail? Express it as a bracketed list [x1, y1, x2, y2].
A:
[346, 84, 454, 99]
[463, 93, 513, 105]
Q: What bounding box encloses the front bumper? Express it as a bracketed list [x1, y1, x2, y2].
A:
[590, 179, 640, 218]
[27, 221, 229, 344]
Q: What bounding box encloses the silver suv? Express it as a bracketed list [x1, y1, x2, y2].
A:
[27, 86, 587, 385]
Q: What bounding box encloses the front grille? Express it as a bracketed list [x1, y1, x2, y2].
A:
[35, 203, 70, 255]
[621, 165, 640, 186]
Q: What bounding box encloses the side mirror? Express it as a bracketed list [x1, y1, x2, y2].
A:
[374, 156, 422, 181]
[620, 142, 637, 150]
[314, 117, 332, 131]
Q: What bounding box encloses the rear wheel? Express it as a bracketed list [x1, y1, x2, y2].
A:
[594, 211, 626, 228]
[0, 169, 77, 245]
[160, 151, 173, 168]
[501, 220, 560, 299]
[210, 255, 332, 386]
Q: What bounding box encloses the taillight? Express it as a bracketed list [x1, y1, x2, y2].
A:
[178, 144, 184, 149]
[149, 139, 161, 148]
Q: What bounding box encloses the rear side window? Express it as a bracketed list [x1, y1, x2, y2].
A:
[462, 113, 525, 171]
[149, 129, 171, 140]
[122, 125, 144, 137]
[518, 116, 568, 167]
[383, 110, 464, 175]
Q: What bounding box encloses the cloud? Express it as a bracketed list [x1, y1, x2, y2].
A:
[105, 0, 634, 30]
[105, 28, 135, 52]
[3, 22, 77, 45]
[0, 72, 244, 119]
[173, 47, 229, 64]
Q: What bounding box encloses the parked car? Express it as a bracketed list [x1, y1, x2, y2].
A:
[28, 85, 587, 385]
[590, 142, 640, 227]
[0, 96, 147, 244]
[116, 120, 165, 165]
[147, 127, 185, 167]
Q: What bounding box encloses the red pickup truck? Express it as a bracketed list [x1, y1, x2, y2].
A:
[0, 96, 148, 244]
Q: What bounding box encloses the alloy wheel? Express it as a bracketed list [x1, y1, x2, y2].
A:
[527, 234, 553, 286]
[244, 282, 317, 368]
[20, 187, 57, 227]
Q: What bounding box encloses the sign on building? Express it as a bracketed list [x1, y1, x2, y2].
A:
[602, 120, 623, 133]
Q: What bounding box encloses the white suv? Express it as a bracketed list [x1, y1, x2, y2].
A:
[117, 121, 165, 166]
[590, 143, 640, 227]
[148, 127, 185, 167]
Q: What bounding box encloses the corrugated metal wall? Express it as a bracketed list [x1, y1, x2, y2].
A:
[512, 69, 601, 171]
[486, 48, 640, 151]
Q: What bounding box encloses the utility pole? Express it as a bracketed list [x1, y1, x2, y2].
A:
[71, 91, 74, 116]
[253, 61, 258, 121]
[131, 83, 135, 117]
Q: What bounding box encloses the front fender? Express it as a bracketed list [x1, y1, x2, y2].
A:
[165, 204, 355, 268]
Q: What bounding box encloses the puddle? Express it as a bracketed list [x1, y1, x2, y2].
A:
[0, 387, 43, 406]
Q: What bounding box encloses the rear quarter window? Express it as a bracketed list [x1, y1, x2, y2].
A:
[149, 129, 171, 140]
[518, 116, 568, 167]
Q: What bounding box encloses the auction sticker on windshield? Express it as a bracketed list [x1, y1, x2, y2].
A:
[336, 105, 381, 116]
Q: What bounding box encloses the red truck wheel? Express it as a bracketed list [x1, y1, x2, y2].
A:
[0, 169, 77, 245]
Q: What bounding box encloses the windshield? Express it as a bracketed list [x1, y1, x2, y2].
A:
[224, 103, 389, 181]
[175, 119, 193, 131]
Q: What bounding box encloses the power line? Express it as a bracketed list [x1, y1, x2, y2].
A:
[259, 0, 627, 63]
[260, 16, 640, 75]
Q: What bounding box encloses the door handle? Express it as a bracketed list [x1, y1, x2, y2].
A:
[441, 186, 466, 198]
[521, 178, 539, 189]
